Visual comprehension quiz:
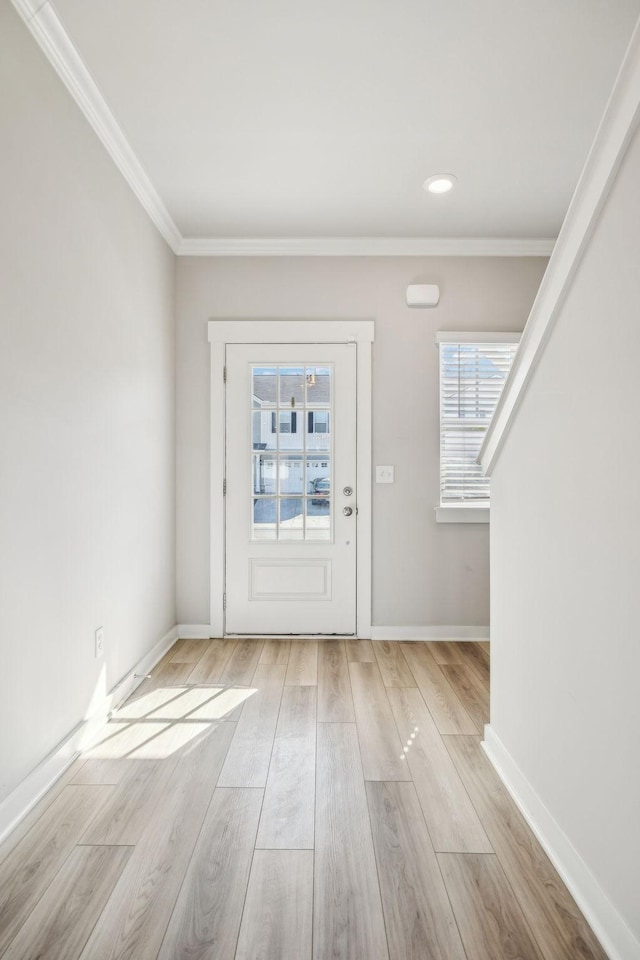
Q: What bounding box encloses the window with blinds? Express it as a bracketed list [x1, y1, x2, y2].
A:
[439, 335, 519, 503]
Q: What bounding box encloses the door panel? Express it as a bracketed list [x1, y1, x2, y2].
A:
[225, 343, 357, 635]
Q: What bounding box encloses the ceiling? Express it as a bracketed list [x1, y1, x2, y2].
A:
[42, 0, 640, 241]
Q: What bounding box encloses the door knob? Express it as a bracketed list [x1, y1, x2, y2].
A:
[343, 506, 353, 517]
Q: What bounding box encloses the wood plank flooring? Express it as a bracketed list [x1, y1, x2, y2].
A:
[0, 639, 609, 960]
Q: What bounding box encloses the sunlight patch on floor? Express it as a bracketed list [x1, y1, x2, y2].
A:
[79, 685, 258, 760]
[84, 721, 170, 759]
[188, 687, 256, 720]
[115, 686, 190, 719]
[127, 721, 213, 759]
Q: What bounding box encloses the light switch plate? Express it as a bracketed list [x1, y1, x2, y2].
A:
[376, 465, 394, 483]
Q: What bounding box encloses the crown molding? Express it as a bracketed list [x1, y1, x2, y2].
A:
[480, 17, 640, 475]
[178, 236, 555, 257]
[11, 0, 182, 253]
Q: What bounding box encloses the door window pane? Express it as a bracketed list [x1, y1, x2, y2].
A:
[253, 455, 277, 495]
[252, 411, 276, 451]
[306, 498, 331, 540]
[279, 456, 304, 495]
[306, 367, 331, 407]
[306, 411, 331, 452]
[279, 498, 305, 540]
[278, 411, 303, 451]
[306, 458, 330, 494]
[308, 411, 330, 433]
[279, 367, 305, 406]
[252, 368, 277, 407]
[252, 497, 277, 540]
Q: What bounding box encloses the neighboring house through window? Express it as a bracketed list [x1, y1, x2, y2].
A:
[271, 411, 297, 433]
[308, 411, 329, 433]
[436, 331, 519, 522]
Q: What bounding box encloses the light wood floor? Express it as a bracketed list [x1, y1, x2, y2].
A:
[0, 639, 609, 960]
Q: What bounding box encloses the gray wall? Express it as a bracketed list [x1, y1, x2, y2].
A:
[176, 255, 546, 628]
[490, 125, 640, 942]
[0, 3, 176, 802]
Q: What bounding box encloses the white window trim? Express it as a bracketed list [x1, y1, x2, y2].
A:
[435, 504, 490, 524]
[436, 331, 520, 523]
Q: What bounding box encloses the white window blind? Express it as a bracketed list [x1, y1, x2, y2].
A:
[439, 335, 519, 503]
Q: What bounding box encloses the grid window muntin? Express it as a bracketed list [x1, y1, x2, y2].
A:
[251, 365, 332, 540]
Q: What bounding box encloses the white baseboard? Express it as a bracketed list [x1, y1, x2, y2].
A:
[0, 625, 179, 846]
[176, 623, 212, 639]
[175, 624, 489, 642]
[370, 625, 489, 641]
[482, 725, 640, 960]
[0, 722, 87, 849]
[106, 625, 180, 707]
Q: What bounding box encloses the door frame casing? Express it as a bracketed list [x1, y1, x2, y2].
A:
[208, 319, 374, 638]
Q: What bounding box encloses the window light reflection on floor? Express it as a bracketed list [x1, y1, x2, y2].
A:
[399, 726, 420, 761]
[81, 685, 257, 761]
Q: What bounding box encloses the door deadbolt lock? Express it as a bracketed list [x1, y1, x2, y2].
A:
[343, 486, 353, 496]
[343, 506, 354, 517]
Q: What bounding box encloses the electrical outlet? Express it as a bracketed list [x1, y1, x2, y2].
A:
[95, 626, 104, 659]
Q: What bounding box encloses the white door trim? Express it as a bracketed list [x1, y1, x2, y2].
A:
[208, 319, 374, 639]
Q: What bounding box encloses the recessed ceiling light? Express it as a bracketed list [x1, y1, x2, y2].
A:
[423, 174, 457, 194]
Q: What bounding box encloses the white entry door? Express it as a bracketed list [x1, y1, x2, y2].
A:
[225, 343, 357, 635]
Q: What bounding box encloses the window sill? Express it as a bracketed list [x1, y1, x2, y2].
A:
[435, 504, 490, 524]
